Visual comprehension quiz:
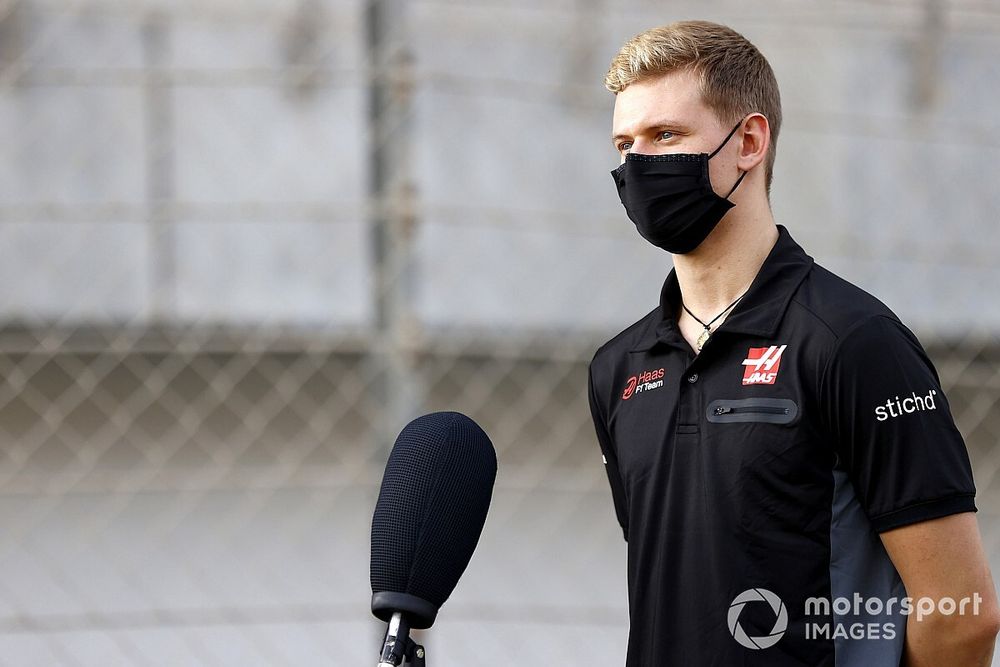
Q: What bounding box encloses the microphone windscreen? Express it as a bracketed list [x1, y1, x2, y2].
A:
[370, 411, 497, 627]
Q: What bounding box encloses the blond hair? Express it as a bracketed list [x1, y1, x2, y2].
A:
[605, 21, 782, 194]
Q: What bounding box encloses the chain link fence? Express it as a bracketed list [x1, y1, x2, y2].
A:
[0, 0, 998, 664]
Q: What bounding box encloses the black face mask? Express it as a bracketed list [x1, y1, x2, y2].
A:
[610, 120, 748, 254]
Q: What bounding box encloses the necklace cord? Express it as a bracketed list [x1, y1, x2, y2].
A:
[682, 287, 749, 331]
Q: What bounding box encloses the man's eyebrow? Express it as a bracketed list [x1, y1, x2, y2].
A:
[611, 132, 630, 147]
[612, 119, 690, 146]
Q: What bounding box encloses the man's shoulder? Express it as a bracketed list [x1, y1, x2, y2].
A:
[590, 307, 660, 369]
[791, 261, 903, 340]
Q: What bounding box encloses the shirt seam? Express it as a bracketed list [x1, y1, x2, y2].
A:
[869, 492, 977, 522]
[817, 313, 900, 406]
[788, 295, 839, 338]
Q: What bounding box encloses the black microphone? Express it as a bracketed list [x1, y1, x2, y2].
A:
[370, 411, 498, 667]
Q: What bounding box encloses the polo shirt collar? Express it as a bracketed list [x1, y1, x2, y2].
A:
[630, 225, 814, 353]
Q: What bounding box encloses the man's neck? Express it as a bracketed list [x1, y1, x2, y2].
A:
[672, 206, 779, 322]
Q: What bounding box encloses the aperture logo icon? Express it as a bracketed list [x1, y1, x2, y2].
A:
[728, 588, 788, 650]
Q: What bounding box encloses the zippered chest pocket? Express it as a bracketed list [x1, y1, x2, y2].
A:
[706, 397, 798, 425]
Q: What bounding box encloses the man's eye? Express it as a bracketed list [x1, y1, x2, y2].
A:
[658, 131, 674, 141]
[619, 141, 633, 152]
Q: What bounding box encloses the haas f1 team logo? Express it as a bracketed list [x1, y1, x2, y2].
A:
[742, 345, 787, 386]
[622, 367, 665, 400]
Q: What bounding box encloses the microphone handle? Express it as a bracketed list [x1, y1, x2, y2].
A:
[377, 612, 410, 666]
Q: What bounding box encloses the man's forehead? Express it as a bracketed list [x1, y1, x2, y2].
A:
[612, 70, 708, 134]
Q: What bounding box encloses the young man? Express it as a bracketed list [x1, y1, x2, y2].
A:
[589, 20, 1000, 666]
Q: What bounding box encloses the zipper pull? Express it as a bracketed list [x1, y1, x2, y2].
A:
[714, 406, 732, 415]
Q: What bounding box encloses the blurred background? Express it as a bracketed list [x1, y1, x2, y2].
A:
[0, 0, 998, 664]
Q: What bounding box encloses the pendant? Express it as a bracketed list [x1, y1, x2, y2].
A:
[696, 328, 711, 351]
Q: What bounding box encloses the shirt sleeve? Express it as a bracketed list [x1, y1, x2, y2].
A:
[820, 314, 977, 533]
[588, 361, 630, 542]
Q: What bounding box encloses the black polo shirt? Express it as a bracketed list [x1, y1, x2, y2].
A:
[588, 225, 977, 666]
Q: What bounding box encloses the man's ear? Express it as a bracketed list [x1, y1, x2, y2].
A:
[738, 113, 770, 171]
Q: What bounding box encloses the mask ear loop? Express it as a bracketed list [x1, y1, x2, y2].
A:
[724, 169, 748, 199]
[707, 119, 745, 160]
[708, 116, 751, 199]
